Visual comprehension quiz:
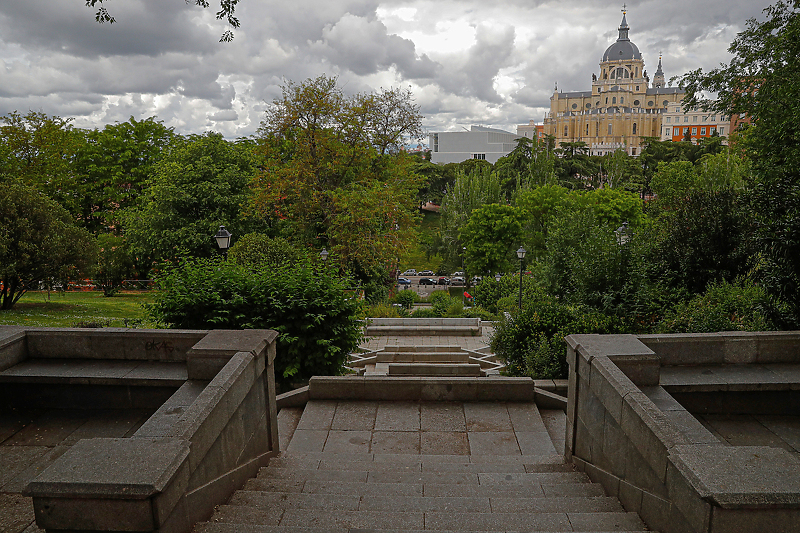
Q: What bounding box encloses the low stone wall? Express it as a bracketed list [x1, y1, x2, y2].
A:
[565, 332, 800, 533]
[364, 317, 482, 336]
[0, 326, 278, 533]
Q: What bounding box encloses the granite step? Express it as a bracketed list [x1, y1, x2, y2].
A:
[266, 456, 574, 473]
[198, 525, 650, 533]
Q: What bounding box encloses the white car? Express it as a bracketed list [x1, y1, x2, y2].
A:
[451, 271, 464, 277]
[402, 269, 417, 276]
[451, 276, 465, 286]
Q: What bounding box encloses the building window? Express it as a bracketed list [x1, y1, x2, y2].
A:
[693, 116, 698, 122]
[596, 123, 599, 136]
[663, 100, 669, 107]
[608, 123, 613, 135]
[433, 134, 438, 152]
[612, 97, 616, 104]
[711, 115, 716, 121]
[675, 107, 680, 112]
[620, 97, 624, 104]
[632, 123, 637, 134]
[634, 99, 640, 106]
[701, 127, 706, 135]
[684, 116, 689, 123]
[472, 154, 485, 160]
[665, 128, 671, 136]
[692, 127, 697, 135]
[648, 101, 654, 106]
[719, 127, 724, 135]
[683, 128, 688, 135]
[632, 148, 636, 155]
[564, 126, 568, 136]
[586, 124, 589, 135]
[572, 103, 578, 109]
[666, 116, 671, 123]
[636, 86, 640, 91]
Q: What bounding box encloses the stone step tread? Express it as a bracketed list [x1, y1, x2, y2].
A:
[243, 479, 606, 498]
[206, 507, 646, 531]
[0, 358, 187, 386]
[275, 452, 566, 464]
[198, 524, 650, 533]
[267, 458, 574, 473]
[257, 468, 590, 485]
[227, 490, 623, 513]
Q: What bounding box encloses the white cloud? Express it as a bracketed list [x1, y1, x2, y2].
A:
[0, 0, 776, 138]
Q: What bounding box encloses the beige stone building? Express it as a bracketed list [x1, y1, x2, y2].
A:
[543, 11, 685, 156]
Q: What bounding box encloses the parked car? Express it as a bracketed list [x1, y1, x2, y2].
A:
[451, 271, 464, 277]
[418, 270, 435, 276]
[397, 277, 411, 285]
[437, 277, 450, 285]
[402, 269, 417, 276]
[451, 276, 465, 286]
[418, 278, 437, 286]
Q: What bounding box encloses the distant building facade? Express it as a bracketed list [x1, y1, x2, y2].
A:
[516, 121, 545, 140]
[660, 104, 730, 142]
[543, 10, 685, 156]
[429, 125, 520, 164]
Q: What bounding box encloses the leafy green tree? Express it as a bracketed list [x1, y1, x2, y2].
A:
[602, 148, 644, 192]
[228, 233, 302, 268]
[680, 0, 800, 320]
[514, 184, 578, 258]
[95, 234, 137, 297]
[355, 87, 424, 155]
[584, 187, 645, 228]
[460, 204, 524, 275]
[0, 111, 85, 219]
[120, 132, 261, 263]
[0, 181, 97, 309]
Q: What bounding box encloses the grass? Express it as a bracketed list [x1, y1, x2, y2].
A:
[0, 291, 155, 328]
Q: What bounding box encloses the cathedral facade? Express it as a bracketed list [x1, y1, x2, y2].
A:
[542, 11, 684, 156]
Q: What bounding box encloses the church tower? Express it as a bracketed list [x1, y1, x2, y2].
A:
[652, 55, 666, 88]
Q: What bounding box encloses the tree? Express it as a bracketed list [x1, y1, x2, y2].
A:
[460, 204, 524, 275]
[120, 132, 261, 264]
[355, 87, 424, 155]
[95, 234, 137, 297]
[86, 0, 241, 42]
[0, 181, 97, 309]
[680, 0, 800, 320]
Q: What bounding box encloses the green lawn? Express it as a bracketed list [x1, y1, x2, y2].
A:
[0, 291, 154, 328]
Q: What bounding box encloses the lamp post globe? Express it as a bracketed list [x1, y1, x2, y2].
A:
[214, 226, 232, 259]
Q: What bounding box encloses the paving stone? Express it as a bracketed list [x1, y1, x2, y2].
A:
[515, 431, 558, 456]
[323, 430, 372, 454]
[2, 445, 70, 493]
[566, 511, 647, 531]
[507, 402, 548, 432]
[423, 510, 572, 531]
[205, 504, 282, 525]
[541, 482, 606, 498]
[523, 463, 575, 473]
[285, 430, 327, 454]
[266, 456, 320, 469]
[368, 471, 478, 485]
[3, 409, 87, 446]
[0, 409, 43, 445]
[228, 490, 360, 511]
[701, 414, 795, 450]
[61, 409, 151, 445]
[463, 402, 513, 432]
[257, 468, 368, 483]
[242, 478, 305, 493]
[302, 480, 423, 496]
[423, 483, 545, 498]
[758, 415, 800, 452]
[374, 402, 420, 431]
[196, 524, 333, 533]
[478, 471, 590, 485]
[0, 446, 49, 490]
[359, 495, 490, 512]
[318, 459, 421, 472]
[295, 401, 336, 431]
[467, 431, 520, 455]
[420, 431, 469, 455]
[420, 403, 465, 431]
[0, 493, 35, 533]
[373, 453, 467, 464]
[331, 401, 376, 431]
[421, 462, 526, 473]
[490, 496, 622, 513]
[279, 509, 424, 530]
[370, 431, 421, 454]
[277, 407, 303, 452]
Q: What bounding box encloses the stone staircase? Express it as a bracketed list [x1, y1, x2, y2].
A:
[349, 346, 504, 377]
[195, 400, 650, 532]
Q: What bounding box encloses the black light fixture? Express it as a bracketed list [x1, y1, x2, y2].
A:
[516, 246, 526, 310]
[495, 273, 502, 283]
[615, 221, 631, 245]
[214, 226, 232, 258]
[320, 248, 329, 262]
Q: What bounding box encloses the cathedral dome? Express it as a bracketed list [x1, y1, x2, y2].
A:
[602, 12, 642, 62]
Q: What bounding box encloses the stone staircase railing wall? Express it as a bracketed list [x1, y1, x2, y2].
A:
[565, 332, 800, 533]
[0, 326, 280, 533]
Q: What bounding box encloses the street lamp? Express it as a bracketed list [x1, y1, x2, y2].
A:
[214, 226, 232, 259]
[615, 222, 631, 245]
[516, 246, 526, 310]
[320, 248, 329, 262]
[495, 273, 502, 283]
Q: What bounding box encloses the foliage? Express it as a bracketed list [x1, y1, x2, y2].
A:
[679, 0, 800, 322]
[86, 0, 242, 42]
[120, 132, 261, 263]
[491, 292, 624, 379]
[362, 303, 403, 318]
[657, 279, 782, 333]
[228, 233, 302, 269]
[410, 307, 438, 318]
[391, 289, 420, 309]
[146, 258, 363, 385]
[583, 187, 645, 228]
[252, 75, 423, 275]
[602, 148, 644, 192]
[95, 234, 137, 297]
[0, 180, 98, 310]
[460, 204, 524, 276]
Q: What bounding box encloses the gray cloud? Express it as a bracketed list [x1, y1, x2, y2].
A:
[0, 0, 776, 138]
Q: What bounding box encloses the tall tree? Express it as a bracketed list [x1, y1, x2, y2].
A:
[460, 204, 524, 275]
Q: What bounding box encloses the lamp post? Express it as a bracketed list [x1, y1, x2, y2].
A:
[320, 248, 329, 263]
[516, 246, 526, 310]
[615, 222, 630, 245]
[214, 226, 232, 260]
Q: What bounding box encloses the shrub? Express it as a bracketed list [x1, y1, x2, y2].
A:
[462, 306, 497, 321]
[658, 279, 784, 333]
[392, 290, 419, 309]
[228, 233, 302, 268]
[491, 295, 624, 379]
[411, 308, 437, 318]
[360, 303, 402, 318]
[146, 258, 363, 385]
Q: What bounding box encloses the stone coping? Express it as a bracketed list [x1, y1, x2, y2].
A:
[367, 318, 481, 326]
[660, 363, 800, 392]
[0, 358, 188, 387]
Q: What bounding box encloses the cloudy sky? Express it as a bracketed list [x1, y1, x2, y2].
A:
[0, 0, 774, 141]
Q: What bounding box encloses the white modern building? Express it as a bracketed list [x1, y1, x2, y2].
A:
[429, 126, 520, 164]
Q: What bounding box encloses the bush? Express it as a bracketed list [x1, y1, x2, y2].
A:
[362, 303, 403, 318]
[146, 258, 363, 385]
[491, 295, 625, 379]
[657, 279, 784, 333]
[462, 306, 497, 321]
[392, 290, 419, 309]
[228, 233, 302, 268]
[411, 308, 438, 318]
